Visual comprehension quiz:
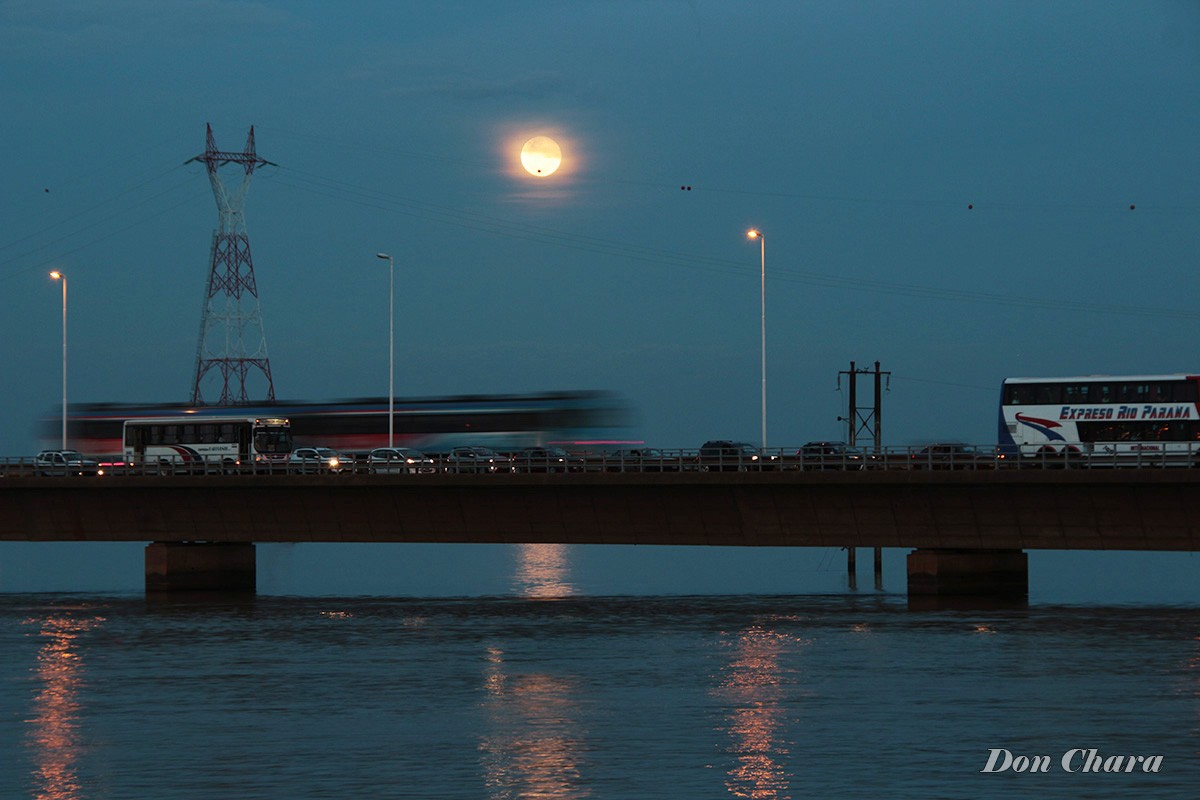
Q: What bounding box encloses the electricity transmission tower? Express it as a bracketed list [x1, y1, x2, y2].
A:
[187, 123, 277, 406]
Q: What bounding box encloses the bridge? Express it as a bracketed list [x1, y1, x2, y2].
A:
[2, 468, 1197, 598]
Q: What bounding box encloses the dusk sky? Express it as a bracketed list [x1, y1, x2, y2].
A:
[4, 0, 1198, 453]
[2, 2, 1199, 593]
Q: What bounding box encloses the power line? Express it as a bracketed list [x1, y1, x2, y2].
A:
[259, 126, 1200, 213]
[6, 131, 1196, 325]
[890, 375, 998, 393]
[269, 165, 1200, 322]
[0, 190, 209, 282]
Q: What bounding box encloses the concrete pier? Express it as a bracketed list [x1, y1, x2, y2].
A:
[145, 542, 256, 593]
[906, 548, 1028, 597]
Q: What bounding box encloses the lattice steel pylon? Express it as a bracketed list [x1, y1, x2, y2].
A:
[187, 123, 277, 406]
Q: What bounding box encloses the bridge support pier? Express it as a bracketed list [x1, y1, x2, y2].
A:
[145, 542, 256, 593]
[906, 548, 1027, 598]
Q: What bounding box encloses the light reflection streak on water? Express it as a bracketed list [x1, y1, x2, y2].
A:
[22, 612, 105, 800]
[719, 624, 797, 800]
[513, 543, 574, 599]
[479, 646, 590, 799]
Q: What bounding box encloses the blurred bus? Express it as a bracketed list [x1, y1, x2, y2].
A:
[50, 391, 631, 457]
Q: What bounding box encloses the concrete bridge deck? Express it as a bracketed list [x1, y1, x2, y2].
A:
[4, 470, 1196, 596]
[2, 469, 1197, 550]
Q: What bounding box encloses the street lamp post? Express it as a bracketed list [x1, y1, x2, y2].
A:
[49, 271, 67, 449]
[376, 253, 394, 448]
[746, 230, 766, 450]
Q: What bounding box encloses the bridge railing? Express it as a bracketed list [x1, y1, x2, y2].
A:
[5, 443, 1200, 477]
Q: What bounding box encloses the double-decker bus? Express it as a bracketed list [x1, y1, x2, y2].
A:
[123, 416, 292, 470]
[999, 374, 1200, 464]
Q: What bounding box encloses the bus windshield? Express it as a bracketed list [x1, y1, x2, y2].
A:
[254, 426, 292, 454]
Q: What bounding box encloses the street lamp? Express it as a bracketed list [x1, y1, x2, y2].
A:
[746, 229, 766, 450]
[49, 271, 67, 449]
[376, 253, 394, 448]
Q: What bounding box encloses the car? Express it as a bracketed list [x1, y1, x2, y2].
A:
[910, 443, 999, 470]
[797, 441, 867, 470]
[288, 447, 351, 474]
[35, 449, 104, 477]
[698, 440, 776, 471]
[509, 446, 585, 473]
[368, 447, 437, 474]
[442, 446, 511, 474]
[603, 447, 681, 472]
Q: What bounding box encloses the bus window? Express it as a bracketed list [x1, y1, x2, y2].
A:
[1034, 384, 1060, 404]
[1181, 382, 1199, 402]
[1005, 385, 1032, 405]
[1063, 384, 1089, 404]
[1118, 383, 1145, 403]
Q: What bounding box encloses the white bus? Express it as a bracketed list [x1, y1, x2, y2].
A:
[999, 374, 1200, 464]
[123, 416, 292, 471]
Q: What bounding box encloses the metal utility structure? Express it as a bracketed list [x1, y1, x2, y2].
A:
[187, 123, 277, 406]
[838, 360, 890, 453]
[838, 360, 891, 590]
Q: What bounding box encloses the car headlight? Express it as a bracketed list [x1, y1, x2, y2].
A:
[329, 458, 339, 468]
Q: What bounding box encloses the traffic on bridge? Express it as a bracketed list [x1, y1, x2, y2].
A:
[6, 439, 1200, 478]
[11, 373, 1200, 477]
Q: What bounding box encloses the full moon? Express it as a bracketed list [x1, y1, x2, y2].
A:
[520, 136, 562, 176]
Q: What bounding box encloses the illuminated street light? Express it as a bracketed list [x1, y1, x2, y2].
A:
[49, 271, 67, 449]
[376, 253, 394, 448]
[746, 229, 766, 450]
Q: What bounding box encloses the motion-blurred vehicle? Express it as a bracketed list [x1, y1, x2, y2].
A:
[604, 447, 681, 472]
[443, 446, 511, 474]
[288, 447, 351, 474]
[910, 443, 999, 470]
[509, 446, 584, 473]
[368, 447, 437, 474]
[698, 440, 777, 471]
[797, 441, 867, 470]
[56, 391, 630, 456]
[35, 449, 104, 477]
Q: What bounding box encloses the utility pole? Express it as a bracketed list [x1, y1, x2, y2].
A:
[838, 360, 891, 590]
[838, 360, 890, 453]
